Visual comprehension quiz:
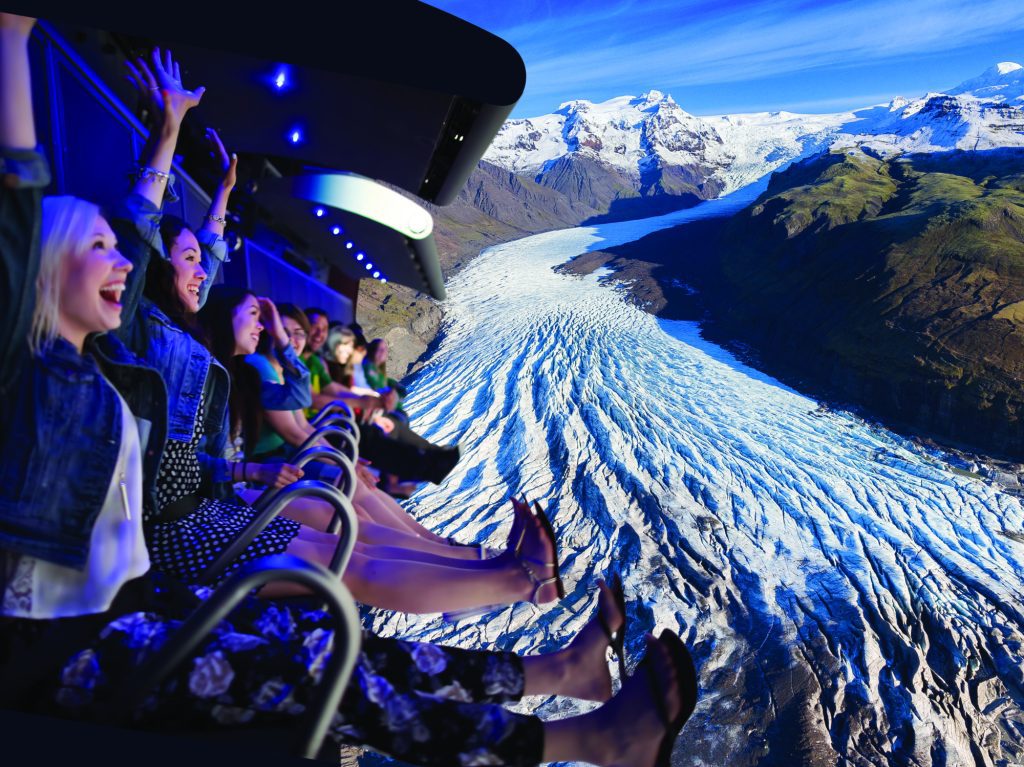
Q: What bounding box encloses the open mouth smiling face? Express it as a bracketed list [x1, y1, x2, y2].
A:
[168, 227, 207, 313]
[58, 213, 133, 344]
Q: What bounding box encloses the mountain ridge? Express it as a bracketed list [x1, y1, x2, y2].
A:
[361, 61, 1024, 406]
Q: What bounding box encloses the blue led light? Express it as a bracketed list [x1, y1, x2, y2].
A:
[345, 242, 353, 249]
[381, 278, 387, 283]
[332, 226, 341, 235]
[315, 208, 325, 217]
[266, 65, 293, 93]
[289, 129, 302, 144]
[356, 252, 364, 261]
[365, 263, 372, 271]
[373, 271, 380, 279]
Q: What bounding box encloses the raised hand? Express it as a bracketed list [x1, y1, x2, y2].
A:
[125, 47, 205, 128]
[0, 13, 38, 150]
[206, 127, 237, 190]
[0, 13, 36, 36]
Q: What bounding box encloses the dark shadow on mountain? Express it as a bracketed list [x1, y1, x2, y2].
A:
[899, 146, 1024, 181]
[581, 192, 703, 225]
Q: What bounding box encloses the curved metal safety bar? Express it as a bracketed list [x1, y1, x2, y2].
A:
[201, 480, 359, 583]
[293, 444, 357, 503]
[311, 412, 361, 443]
[310, 399, 356, 426]
[294, 424, 359, 464]
[117, 555, 362, 760]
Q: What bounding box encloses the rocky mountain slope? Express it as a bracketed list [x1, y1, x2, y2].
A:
[580, 147, 1024, 458]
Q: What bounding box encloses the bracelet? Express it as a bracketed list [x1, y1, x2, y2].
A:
[206, 213, 227, 225]
[137, 166, 170, 184]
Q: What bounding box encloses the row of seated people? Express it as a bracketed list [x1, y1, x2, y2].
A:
[252, 303, 454, 499]
[0, 16, 697, 767]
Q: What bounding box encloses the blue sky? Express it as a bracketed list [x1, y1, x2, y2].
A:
[425, 0, 1024, 117]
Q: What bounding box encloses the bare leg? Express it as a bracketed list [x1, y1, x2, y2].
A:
[242, 479, 489, 559]
[521, 580, 624, 702]
[239, 487, 482, 561]
[354, 478, 448, 542]
[356, 520, 481, 560]
[353, 541, 512, 569]
[342, 549, 538, 612]
[279, 526, 547, 613]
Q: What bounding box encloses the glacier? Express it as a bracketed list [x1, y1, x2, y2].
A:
[369, 183, 1024, 766]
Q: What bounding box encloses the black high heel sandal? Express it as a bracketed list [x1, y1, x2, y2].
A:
[443, 497, 555, 622]
[639, 630, 698, 767]
[530, 500, 565, 599]
[598, 574, 628, 680]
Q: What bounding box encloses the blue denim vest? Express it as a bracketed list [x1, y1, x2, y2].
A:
[110, 195, 235, 496]
[0, 148, 170, 569]
[0, 335, 169, 569]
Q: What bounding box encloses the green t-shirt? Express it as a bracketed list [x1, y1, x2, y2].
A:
[301, 351, 331, 418]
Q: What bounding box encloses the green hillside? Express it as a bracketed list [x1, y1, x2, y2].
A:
[709, 148, 1024, 458]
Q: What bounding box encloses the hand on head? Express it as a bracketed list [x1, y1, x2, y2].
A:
[258, 297, 288, 347]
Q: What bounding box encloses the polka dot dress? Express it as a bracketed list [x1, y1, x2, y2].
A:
[147, 393, 301, 585]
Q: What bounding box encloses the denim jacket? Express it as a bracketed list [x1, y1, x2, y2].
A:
[109, 194, 235, 498]
[0, 148, 169, 568]
[245, 345, 313, 411]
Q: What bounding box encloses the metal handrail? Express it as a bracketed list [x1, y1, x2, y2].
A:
[118, 555, 362, 759]
[292, 444, 357, 503]
[294, 424, 358, 464]
[200, 480, 358, 583]
[310, 399, 356, 427]
[310, 412, 361, 443]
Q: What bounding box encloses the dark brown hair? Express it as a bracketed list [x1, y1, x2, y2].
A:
[143, 215, 206, 344]
[197, 284, 264, 453]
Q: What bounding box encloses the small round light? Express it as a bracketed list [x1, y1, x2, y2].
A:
[275, 72, 286, 89]
[365, 263, 372, 271]
[315, 208, 325, 217]
[289, 129, 301, 144]
[345, 241, 353, 249]
[356, 252, 364, 261]
[373, 271, 380, 279]
[332, 226, 341, 235]
[381, 278, 387, 284]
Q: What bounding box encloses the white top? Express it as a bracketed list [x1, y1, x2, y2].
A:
[1, 380, 150, 618]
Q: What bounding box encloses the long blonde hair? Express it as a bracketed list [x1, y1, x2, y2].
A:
[31, 196, 101, 354]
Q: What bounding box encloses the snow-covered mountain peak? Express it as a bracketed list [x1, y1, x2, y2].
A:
[555, 98, 591, 115]
[483, 61, 1024, 198]
[948, 60, 1024, 102]
[484, 89, 846, 190]
[835, 63, 1024, 155]
[630, 89, 675, 110]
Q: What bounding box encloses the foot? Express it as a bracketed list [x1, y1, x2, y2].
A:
[512, 500, 561, 605]
[558, 580, 625, 701]
[587, 634, 687, 767]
